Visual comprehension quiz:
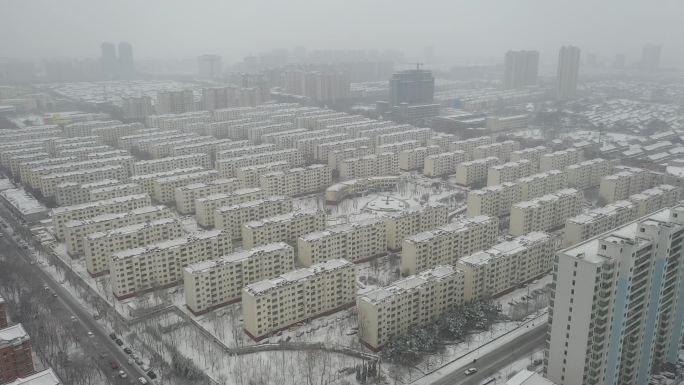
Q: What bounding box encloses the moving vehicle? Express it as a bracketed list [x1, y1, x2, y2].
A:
[147, 371, 157, 379]
[464, 368, 478, 375]
[118, 370, 127, 379]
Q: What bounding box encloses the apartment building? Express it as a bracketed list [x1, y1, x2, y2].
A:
[423, 150, 468, 177]
[448, 136, 493, 156]
[458, 231, 554, 301]
[401, 215, 499, 275]
[0, 294, 7, 328]
[375, 140, 419, 155]
[39, 165, 128, 198]
[64, 205, 172, 256]
[130, 166, 205, 195]
[328, 146, 374, 170]
[109, 230, 232, 299]
[546, 206, 684, 385]
[472, 140, 520, 161]
[629, 184, 681, 217]
[297, 218, 386, 266]
[0, 188, 48, 224]
[296, 133, 349, 159]
[325, 176, 399, 203]
[216, 144, 278, 161]
[242, 209, 326, 248]
[339, 152, 398, 180]
[375, 128, 431, 146]
[399, 146, 441, 171]
[236, 161, 290, 187]
[383, 204, 449, 250]
[509, 188, 582, 236]
[132, 153, 209, 175]
[57, 145, 113, 161]
[55, 179, 119, 206]
[510, 146, 549, 172]
[17, 156, 75, 184]
[84, 217, 184, 276]
[259, 164, 331, 197]
[6, 152, 49, 178]
[466, 182, 522, 217]
[183, 243, 295, 315]
[0, 324, 34, 384]
[89, 183, 144, 202]
[487, 159, 533, 186]
[52, 193, 151, 241]
[152, 169, 218, 204]
[195, 188, 264, 228]
[214, 196, 293, 239]
[565, 158, 616, 190]
[217, 149, 305, 177]
[357, 265, 465, 349]
[539, 148, 582, 172]
[316, 137, 372, 163]
[455, 156, 501, 186]
[517, 170, 568, 200]
[242, 259, 355, 340]
[563, 200, 638, 247]
[272, 129, 334, 148]
[174, 178, 241, 214]
[599, 166, 663, 203]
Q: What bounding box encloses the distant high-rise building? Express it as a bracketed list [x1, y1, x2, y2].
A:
[118, 42, 134, 78]
[122, 96, 153, 119]
[389, 67, 434, 107]
[156, 90, 196, 114]
[556, 45, 580, 100]
[197, 54, 223, 79]
[304, 71, 350, 103]
[545, 206, 684, 385]
[101, 42, 117, 78]
[281, 70, 306, 96]
[503, 50, 539, 89]
[642, 43, 661, 70]
[613, 54, 626, 69]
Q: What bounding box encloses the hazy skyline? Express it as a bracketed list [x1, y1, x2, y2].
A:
[2, 0, 683, 68]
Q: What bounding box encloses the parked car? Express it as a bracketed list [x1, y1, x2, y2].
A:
[87, 332, 94, 338]
[123, 347, 132, 354]
[109, 333, 117, 340]
[138, 377, 148, 384]
[118, 370, 127, 379]
[70, 316, 77, 322]
[146, 371, 157, 379]
[135, 358, 144, 365]
[115, 339, 123, 346]
[464, 368, 478, 375]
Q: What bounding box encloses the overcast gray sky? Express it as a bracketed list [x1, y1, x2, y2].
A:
[2, 0, 683, 68]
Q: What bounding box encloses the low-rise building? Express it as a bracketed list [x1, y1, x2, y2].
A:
[375, 140, 419, 155]
[383, 204, 449, 250]
[130, 166, 205, 195]
[242, 259, 356, 340]
[214, 196, 292, 239]
[629, 184, 680, 217]
[297, 218, 386, 266]
[565, 158, 616, 190]
[242, 209, 326, 248]
[510, 146, 550, 173]
[539, 148, 582, 172]
[217, 149, 305, 177]
[52, 193, 151, 241]
[454, 157, 501, 186]
[324, 176, 399, 203]
[183, 243, 295, 315]
[509, 188, 583, 236]
[39, 165, 128, 198]
[152, 169, 218, 204]
[339, 152, 398, 180]
[327, 146, 374, 170]
[0, 324, 34, 384]
[132, 153, 210, 175]
[0, 188, 48, 224]
[399, 146, 441, 171]
[458, 232, 554, 301]
[401, 215, 499, 275]
[89, 183, 144, 202]
[599, 166, 663, 203]
[64, 205, 172, 256]
[236, 161, 290, 187]
[563, 200, 638, 247]
[195, 188, 264, 228]
[487, 159, 533, 186]
[174, 178, 241, 214]
[357, 265, 465, 349]
[259, 164, 331, 197]
[517, 170, 567, 200]
[423, 151, 468, 177]
[472, 140, 520, 161]
[466, 182, 521, 217]
[109, 230, 232, 299]
[84, 217, 184, 276]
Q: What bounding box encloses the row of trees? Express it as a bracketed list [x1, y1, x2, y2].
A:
[381, 300, 501, 365]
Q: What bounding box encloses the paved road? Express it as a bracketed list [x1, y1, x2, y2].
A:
[0, 213, 149, 384]
[428, 325, 547, 385]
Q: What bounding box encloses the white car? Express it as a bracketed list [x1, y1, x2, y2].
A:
[464, 367, 478, 375]
[118, 370, 128, 379]
[138, 377, 148, 384]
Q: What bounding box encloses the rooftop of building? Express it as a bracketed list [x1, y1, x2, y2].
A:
[6, 368, 61, 385]
[111, 230, 223, 261]
[244, 258, 352, 295]
[0, 188, 47, 215]
[64, 205, 168, 228]
[52, 193, 149, 215]
[184, 242, 292, 274]
[359, 265, 459, 304]
[0, 323, 29, 346]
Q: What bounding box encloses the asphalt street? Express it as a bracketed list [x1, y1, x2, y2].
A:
[428, 324, 547, 385]
[0, 210, 149, 384]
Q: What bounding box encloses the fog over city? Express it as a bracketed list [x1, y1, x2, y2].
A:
[3, 0, 684, 68]
[2, 1, 684, 385]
